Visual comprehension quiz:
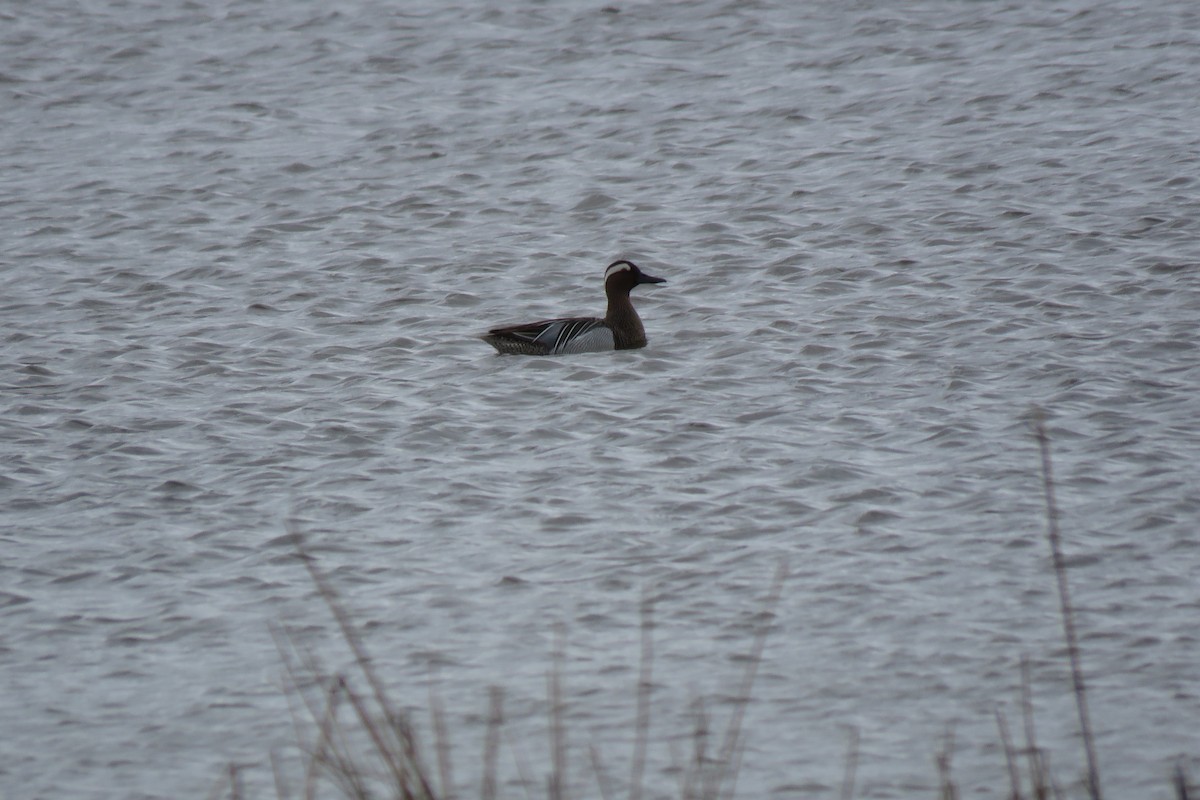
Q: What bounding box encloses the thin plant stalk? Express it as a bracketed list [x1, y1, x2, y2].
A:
[705, 560, 788, 800]
[267, 540, 811, 800]
[270, 750, 291, 800]
[840, 726, 859, 800]
[994, 707, 1022, 800]
[630, 592, 654, 800]
[429, 672, 455, 800]
[1174, 762, 1191, 800]
[1019, 657, 1047, 800]
[291, 532, 437, 800]
[548, 623, 567, 800]
[268, 623, 338, 800]
[589, 743, 615, 800]
[206, 764, 242, 800]
[321, 678, 378, 800]
[681, 697, 710, 800]
[503, 725, 536, 800]
[1033, 415, 1103, 800]
[481, 687, 503, 800]
[340, 670, 419, 797]
[229, 764, 243, 800]
[935, 727, 958, 800]
[304, 679, 341, 800]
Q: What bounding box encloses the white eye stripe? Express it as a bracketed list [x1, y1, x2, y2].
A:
[604, 261, 633, 280]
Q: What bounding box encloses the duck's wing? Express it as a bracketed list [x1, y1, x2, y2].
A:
[483, 317, 610, 355]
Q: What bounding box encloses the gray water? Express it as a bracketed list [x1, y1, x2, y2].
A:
[3, 0, 1199, 798]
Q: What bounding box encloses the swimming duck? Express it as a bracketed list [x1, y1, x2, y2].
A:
[482, 260, 666, 355]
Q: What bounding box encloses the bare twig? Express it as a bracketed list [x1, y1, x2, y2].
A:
[994, 706, 1022, 800]
[1019, 657, 1047, 800]
[320, 677, 375, 800]
[265, 534, 804, 800]
[229, 763, 243, 800]
[589, 742, 614, 800]
[269, 624, 339, 800]
[303, 681, 336, 800]
[290, 531, 437, 800]
[708, 560, 789, 800]
[340, 666, 417, 797]
[481, 687, 503, 800]
[429, 671, 455, 800]
[503, 725, 536, 800]
[270, 749, 291, 800]
[682, 697, 710, 800]
[839, 726, 860, 800]
[1033, 412, 1103, 800]
[548, 623, 567, 800]
[206, 762, 244, 800]
[630, 591, 654, 800]
[935, 726, 958, 800]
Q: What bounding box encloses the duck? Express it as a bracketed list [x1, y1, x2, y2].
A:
[481, 260, 666, 355]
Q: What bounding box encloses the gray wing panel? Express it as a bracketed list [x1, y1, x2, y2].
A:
[553, 321, 614, 354]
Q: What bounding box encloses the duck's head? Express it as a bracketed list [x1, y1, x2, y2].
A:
[604, 260, 666, 295]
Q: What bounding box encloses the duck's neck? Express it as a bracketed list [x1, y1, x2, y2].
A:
[605, 292, 647, 350]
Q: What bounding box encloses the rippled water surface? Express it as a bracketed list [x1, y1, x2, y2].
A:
[3, 0, 1200, 797]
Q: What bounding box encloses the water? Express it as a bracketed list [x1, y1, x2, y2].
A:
[3, 0, 1199, 797]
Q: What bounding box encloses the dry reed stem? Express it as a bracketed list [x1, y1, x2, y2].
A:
[935, 727, 958, 800]
[229, 763, 243, 800]
[428, 672, 455, 800]
[706, 559, 788, 800]
[1032, 412, 1103, 800]
[262, 539, 799, 800]
[269, 749, 291, 800]
[306, 679, 343, 800]
[839, 726, 859, 800]
[630, 591, 654, 800]
[681, 698, 710, 800]
[219, 442, 1195, 800]
[343, 676, 416, 797]
[589, 742, 615, 800]
[321, 679, 380, 800]
[1019, 657, 1047, 800]
[481, 687, 503, 800]
[547, 623, 567, 800]
[206, 763, 244, 800]
[270, 625, 326, 759]
[503, 723, 537, 800]
[290, 531, 438, 800]
[994, 707, 1021, 800]
[1175, 762, 1192, 800]
[269, 625, 340, 800]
